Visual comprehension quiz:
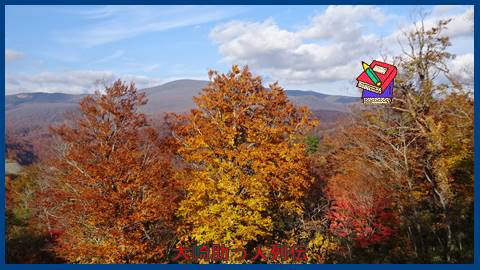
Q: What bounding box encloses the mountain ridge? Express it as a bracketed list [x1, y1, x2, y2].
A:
[6, 79, 358, 113]
[6, 79, 359, 136]
[5, 79, 359, 161]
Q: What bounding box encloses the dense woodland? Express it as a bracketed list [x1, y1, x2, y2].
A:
[5, 17, 473, 264]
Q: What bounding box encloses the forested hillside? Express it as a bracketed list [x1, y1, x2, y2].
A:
[5, 16, 473, 264]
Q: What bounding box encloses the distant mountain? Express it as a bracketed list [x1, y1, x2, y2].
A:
[6, 79, 358, 116]
[141, 79, 358, 113]
[5, 79, 360, 163]
[283, 89, 357, 112]
[6, 79, 359, 137]
[141, 79, 209, 113]
[6, 92, 85, 110]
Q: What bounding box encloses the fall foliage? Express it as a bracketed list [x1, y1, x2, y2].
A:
[4, 14, 474, 264]
[170, 66, 316, 255]
[314, 15, 474, 263]
[35, 80, 179, 263]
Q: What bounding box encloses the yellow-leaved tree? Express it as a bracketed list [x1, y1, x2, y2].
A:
[171, 66, 316, 256]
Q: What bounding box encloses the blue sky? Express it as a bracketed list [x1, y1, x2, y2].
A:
[5, 5, 474, 96]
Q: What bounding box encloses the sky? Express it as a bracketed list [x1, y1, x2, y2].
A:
[5, 5, 474, 96]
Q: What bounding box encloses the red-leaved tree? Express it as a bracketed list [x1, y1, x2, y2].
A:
[36, 80, 179, 263]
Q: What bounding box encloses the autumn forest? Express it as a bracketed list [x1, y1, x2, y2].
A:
[5, 17, 474, 264]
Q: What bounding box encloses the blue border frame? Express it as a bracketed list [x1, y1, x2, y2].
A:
[1, 1, 479, 4]
[1, 1, 478, 269]
[1, 1, 5, 267]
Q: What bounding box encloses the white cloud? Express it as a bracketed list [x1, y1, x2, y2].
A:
[210, 19, 302, 68]
[444, 7, 474, 38]
[210, 5, 474, 95]
[298, 5, 389, 41]
[449, 53, 474, 86]
[6, 70, 163, 95]
[386, 7, 473, 48]
[5, 49, 24, 62]
[210, 5, 387, 92]
[60, 5, 243, 47]
[432, 5, 459, 15]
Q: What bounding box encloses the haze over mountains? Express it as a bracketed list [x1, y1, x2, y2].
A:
[141, 80, 358, 113]
[6, 79, 359, 136]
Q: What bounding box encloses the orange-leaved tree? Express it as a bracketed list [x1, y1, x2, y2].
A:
[37, 80, 179, 263]
[171, 66, 317, 254]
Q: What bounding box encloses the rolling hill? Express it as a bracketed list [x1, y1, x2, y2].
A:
[6, 79, 359, 142]
[6, 79, 357, 127]
[5, 79, 360, 162]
